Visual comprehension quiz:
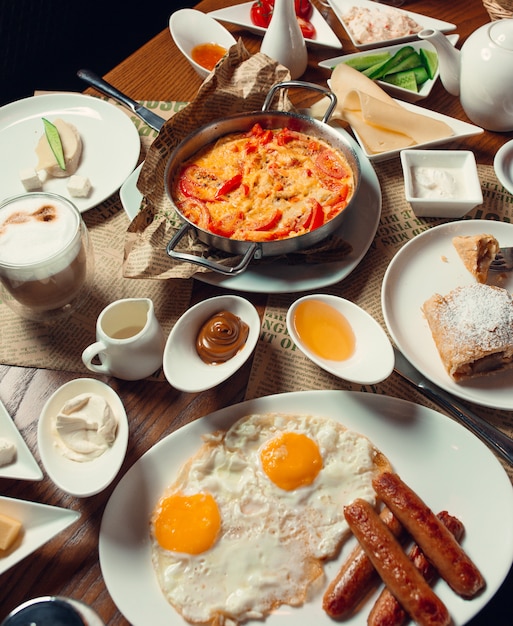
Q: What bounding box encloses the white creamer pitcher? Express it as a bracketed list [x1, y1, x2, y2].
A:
[82, 298, 165, 380]
[419, 19, 513, 132]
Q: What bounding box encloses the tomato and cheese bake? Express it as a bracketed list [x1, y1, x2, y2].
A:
[170, 123, 357, 242]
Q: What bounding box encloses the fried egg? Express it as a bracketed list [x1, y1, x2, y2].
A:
[150, 413, 385, 626]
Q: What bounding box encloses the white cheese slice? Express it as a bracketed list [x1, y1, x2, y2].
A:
[0, 438, 16, 467]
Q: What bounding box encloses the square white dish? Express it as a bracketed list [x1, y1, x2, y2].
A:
[208, 2, 342, 49]
[0, 399, 42, 481]
[328, 0, 456, 49]
[400, 149, 483, 217]
[319, 34, 459, 103]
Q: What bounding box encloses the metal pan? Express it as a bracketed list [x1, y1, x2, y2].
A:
[165, 81, 361, 276]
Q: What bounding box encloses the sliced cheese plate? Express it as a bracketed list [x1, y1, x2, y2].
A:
[0, 398, 43, 481]
[328, 0, 456, 49]
[0, 496, 80, 575]
[208, 2, 342, 49]
[319, 35, 459, 103]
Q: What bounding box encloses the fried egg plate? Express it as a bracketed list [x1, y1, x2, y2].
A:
[150, 413, 391, 626]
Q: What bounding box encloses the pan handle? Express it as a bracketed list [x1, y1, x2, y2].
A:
[262, 80, 338, 123]
[166, 223, 259, 276]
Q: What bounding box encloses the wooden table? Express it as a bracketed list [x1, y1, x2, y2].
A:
[1, 1, 511, 623]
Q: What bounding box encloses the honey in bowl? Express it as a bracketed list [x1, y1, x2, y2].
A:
[191, 42, 228, 71]
[292, 299, 356, 361]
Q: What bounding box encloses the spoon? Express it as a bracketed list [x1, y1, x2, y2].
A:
[287, 294, 395, 385]
[37, 378, 128, 497]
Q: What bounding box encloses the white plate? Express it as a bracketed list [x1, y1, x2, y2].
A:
[119, 130, 381, 293]
[0, 93, 141, 212]
[99, 390, 513, 626]
[342, 98, 483, 162]
[328, 0, 455, 49]
[37, 378, 129, 497]
[319, 35, 459, 103]
[0, 399, 42, 481]
[382, 220, 513, 410]
[494, 139, 513, 195]
[208, 2, 342, 49]
[163, 295, 261, 392]
[0, 496, 80, 576]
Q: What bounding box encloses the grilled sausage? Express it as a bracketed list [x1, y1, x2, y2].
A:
[368, 511, 465, 626]
[344, 499, 451, 626]
[322, 507, 402, 618]
[373, 472, 485, 599]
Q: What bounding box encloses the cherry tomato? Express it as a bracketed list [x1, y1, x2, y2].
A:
[250, 0, 273, 28]
[295, 0, 313, 20]
[297, 16, 316, 39]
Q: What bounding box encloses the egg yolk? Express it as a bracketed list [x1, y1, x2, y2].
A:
[260, 432, 323, 491]
[293, 299, 355, 361]
[153, 492, 221, 554]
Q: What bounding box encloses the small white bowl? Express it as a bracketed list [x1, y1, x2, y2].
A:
[163, 295, 260, 393]
[37, 378, 129, 497]
[169, 9, 237, 79]
[286, 294, 394, 385]
[400, 149, 483, 217]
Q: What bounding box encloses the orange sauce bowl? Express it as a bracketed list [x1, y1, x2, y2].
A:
[169, 9, 237, 79]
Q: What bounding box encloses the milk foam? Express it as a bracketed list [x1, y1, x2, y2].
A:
[0, 194, 81, 281]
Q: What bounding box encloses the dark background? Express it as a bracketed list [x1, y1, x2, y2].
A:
[0, 0, 195, 106]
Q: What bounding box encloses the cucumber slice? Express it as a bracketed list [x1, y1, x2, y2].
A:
[419, 48, 439, 80]
[412, 65, 429, 87]
[344, 51, 391, 72]
[368, 45, 418, 79]
[381, 70, 418, 92]
[383, 51, 423, 76]
[362, 58, 392, 78]
[42, 118, 66, 170]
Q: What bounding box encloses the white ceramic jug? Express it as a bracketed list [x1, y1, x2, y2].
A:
[419, 19, 513, 131]
[260, 0, 308, 79]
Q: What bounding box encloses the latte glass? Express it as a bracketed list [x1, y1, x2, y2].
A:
[0, 192, 94, 322]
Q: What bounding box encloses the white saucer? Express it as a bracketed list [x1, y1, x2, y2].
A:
[208, 2, 342, 49]
[494, 139, 513, 195]
[0, 93, 140, 212]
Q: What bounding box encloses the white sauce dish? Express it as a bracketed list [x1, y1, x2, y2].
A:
[163, 295, 260, 393]
[494, 138, 513, 195]
[169, 9, 237, 79]
[286, 294, 394, 384]
[37, 378, 129, 497]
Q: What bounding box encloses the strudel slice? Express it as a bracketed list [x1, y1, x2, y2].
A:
[452, 234, 499, 283]
[423, 284, 513, 381]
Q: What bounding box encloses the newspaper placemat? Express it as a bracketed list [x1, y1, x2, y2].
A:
[245, 160, 513, 480]
[0, 96, 192, 380]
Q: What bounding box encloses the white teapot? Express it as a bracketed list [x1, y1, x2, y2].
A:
[419, 19, 513, 132]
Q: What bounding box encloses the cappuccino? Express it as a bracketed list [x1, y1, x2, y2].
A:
[0, 193, 89, 316]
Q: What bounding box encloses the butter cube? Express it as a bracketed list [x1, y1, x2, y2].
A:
[0, 512, 22, 550]
[19, 167, 43, 191]
[67, 175, 92, 198]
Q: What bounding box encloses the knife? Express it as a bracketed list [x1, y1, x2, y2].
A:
[393, 347, 513, 466]
[77, 69, 166, 132]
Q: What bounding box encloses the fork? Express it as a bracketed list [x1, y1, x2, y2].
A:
[489, 247, 513, 272]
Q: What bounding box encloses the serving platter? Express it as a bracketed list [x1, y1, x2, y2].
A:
[99, 389, 513, 626]
[0, 93, 140, 212]
[120, 129, 381, 293]
[0, 398, 42, 481]
[382, 219, 513, 410]
[0, 496, 80, 576]
[208, 2, 342, 49]
[319, 35, 459, 103]
[327, 0, 456, 49]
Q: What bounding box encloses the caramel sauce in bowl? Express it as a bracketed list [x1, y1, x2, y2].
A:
[286, 294, 394, 385]
[163, 295, 260, 392]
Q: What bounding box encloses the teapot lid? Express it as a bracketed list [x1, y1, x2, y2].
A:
[490, 18, 513, 51]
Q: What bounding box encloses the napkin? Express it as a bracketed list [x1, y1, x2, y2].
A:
[311, 63, 454, 154]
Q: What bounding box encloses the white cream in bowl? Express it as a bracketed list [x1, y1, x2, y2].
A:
[286, 294, 394, 385]
[37, 378, 128, 497]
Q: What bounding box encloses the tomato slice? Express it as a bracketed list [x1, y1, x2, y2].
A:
[215, 173, 243, 199]
[314, 150, 348, 179]
[180, 198, 212, 231]
[179, 165, 219, 201]
[210, 212, 244, 237]
[297, 17, 316, 39]
[304, 199, 325, 230]
[247, 208, 282, 231]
